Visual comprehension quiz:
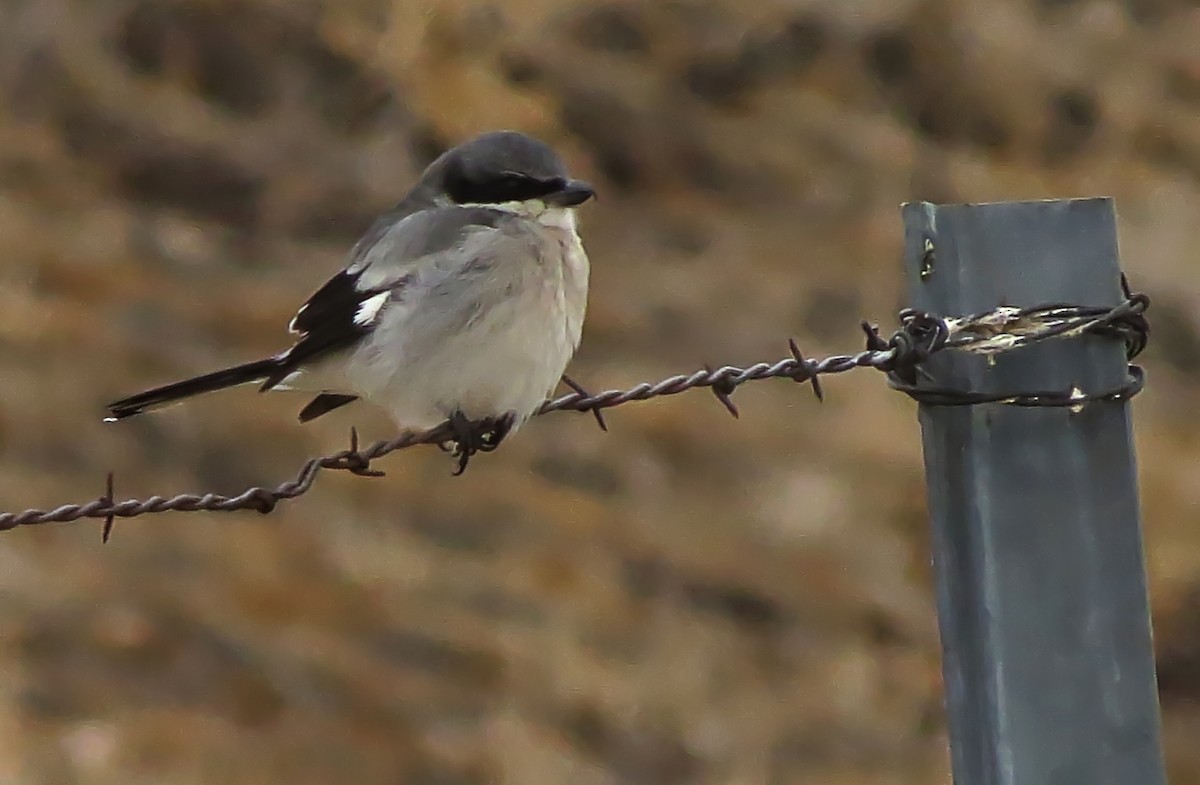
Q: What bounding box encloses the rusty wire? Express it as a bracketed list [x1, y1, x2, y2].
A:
[0, 288, 1150, 537]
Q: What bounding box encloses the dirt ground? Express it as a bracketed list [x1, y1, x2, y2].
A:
[1, 0, 1199, 782]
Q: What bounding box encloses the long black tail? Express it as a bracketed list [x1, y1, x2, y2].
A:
[105, 356, 284, 421]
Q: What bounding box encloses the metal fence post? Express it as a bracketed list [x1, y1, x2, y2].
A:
[901, 198, 1167, 785]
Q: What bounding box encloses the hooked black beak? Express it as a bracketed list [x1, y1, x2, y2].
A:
[547, 179, 595, 207]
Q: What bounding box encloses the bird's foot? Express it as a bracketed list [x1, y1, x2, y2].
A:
[446, 410, 516, 475]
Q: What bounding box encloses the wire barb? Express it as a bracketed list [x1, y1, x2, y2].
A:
[343, 427, 386, 478]
[0, 288, 1151, 533]
[704, 364, 740, 418]
[560, 374, 608, 432]
[101, 472, 115, 543]
[860, 321, 888, 352]
[249, 489, 278, 515]
[787, 339, 823, 402]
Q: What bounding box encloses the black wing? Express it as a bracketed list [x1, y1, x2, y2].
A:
[264, 205, 509, 390]
[289, 268, 364, 337]
[261, 269, 389, 389]
[297, 392, 359, 422]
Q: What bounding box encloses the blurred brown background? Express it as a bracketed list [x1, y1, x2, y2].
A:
[1, 0, 1199, 782]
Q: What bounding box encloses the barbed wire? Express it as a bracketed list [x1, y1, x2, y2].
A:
[0, 283, 1150, 539]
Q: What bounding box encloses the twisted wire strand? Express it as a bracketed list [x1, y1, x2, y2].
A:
[0, 293, 1149, 535]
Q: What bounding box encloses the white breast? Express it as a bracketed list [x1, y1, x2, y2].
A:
[340, 205, 590, 430]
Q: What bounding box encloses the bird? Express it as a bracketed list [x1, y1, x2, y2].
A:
[105, 130, 596, 474]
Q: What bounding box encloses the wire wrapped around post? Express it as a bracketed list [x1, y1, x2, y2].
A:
[0, 289, 1148, 535]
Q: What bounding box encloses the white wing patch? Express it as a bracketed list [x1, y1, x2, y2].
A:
[354, 291, 390, 326]
[287, 305, 307, 335]
[272, 370, 303, 390]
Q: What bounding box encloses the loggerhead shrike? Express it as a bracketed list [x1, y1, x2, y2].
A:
[105, 130, 595, 473]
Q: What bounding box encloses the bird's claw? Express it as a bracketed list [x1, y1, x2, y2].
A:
[446, 411, 515, 475]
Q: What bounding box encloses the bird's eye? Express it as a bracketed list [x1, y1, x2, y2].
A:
[450, 170, 559, 205]
[496, 172, 548, 191]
